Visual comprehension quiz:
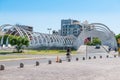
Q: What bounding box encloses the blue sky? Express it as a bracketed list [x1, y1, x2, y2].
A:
[0, 0, 120, 34]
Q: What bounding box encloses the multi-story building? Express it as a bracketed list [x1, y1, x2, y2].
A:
[61, 19, 82, 37]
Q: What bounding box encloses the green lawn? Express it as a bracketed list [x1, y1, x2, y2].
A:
[24, 49, 77, 55]
[0, 49, 77, 60]
[0, 55, 26, 60]
[0, 49, 76, 55]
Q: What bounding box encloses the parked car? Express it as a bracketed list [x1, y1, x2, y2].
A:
[95, 44, 100, 49]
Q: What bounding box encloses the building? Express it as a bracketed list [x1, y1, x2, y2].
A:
[61, 19, 82, 37]
[15, 24, 33, 32]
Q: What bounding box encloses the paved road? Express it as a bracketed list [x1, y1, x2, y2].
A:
[0, 57, 56, 67]
[0, 45, 117, 67]
[0, 52, 113, 67]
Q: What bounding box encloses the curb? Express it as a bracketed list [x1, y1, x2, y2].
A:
[0, 57, 46, 62]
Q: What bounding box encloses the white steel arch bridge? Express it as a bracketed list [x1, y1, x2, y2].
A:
[0, 23, 118, 50]
[74, 23, 117, 50]
[0, 24, 76, 49]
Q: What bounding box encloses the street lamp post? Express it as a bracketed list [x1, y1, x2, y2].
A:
[82, 24, 88, 59]
[48, 41, 49, 50]
[47, 28, 52, 34]
[47, 28, 52, 50]
[86, 42, 87, 59]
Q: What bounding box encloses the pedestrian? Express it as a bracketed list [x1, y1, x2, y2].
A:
[108, 47, 111, 52]
[114, 48, 117, 52]
[66, 47, 71, 59]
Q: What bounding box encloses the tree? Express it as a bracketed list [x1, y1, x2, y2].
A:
[0, 36, 2, 44]
[115, 34, 120, 41]
[86, 37, 101, 46]
[115, 34, 120, 47]
[9, 35, 29, 53]
[92, 37, 101, 45]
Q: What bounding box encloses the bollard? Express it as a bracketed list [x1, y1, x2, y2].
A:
[36, 61, 39, 66]
[114, 55, 116, 58]
[59, 59, 62, 63]
[89, 57, 91, 59]
[20, 63, 24, 68]
[76, 58, 79, 61]
[68, 59, 71, 62]
[83, 57, 85, 60]
[106, 55, 109, 58]
[48, 60, 52, 64]
[93, 56, 96, 59]
[100, 56, 102, 59]
[0, 65, 5, 70]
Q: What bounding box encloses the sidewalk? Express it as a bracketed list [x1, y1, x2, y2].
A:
[1, 58, 120, 80]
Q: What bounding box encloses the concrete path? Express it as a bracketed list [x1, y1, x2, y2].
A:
[0, 57, 120, 80]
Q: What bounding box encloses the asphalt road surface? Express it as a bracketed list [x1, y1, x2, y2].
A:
[0, 52, 110, 68]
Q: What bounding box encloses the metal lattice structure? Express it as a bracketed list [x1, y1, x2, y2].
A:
[74, 23, 117, 49]
[0, 24, 76, 49]
[0, 23, 117, 50]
